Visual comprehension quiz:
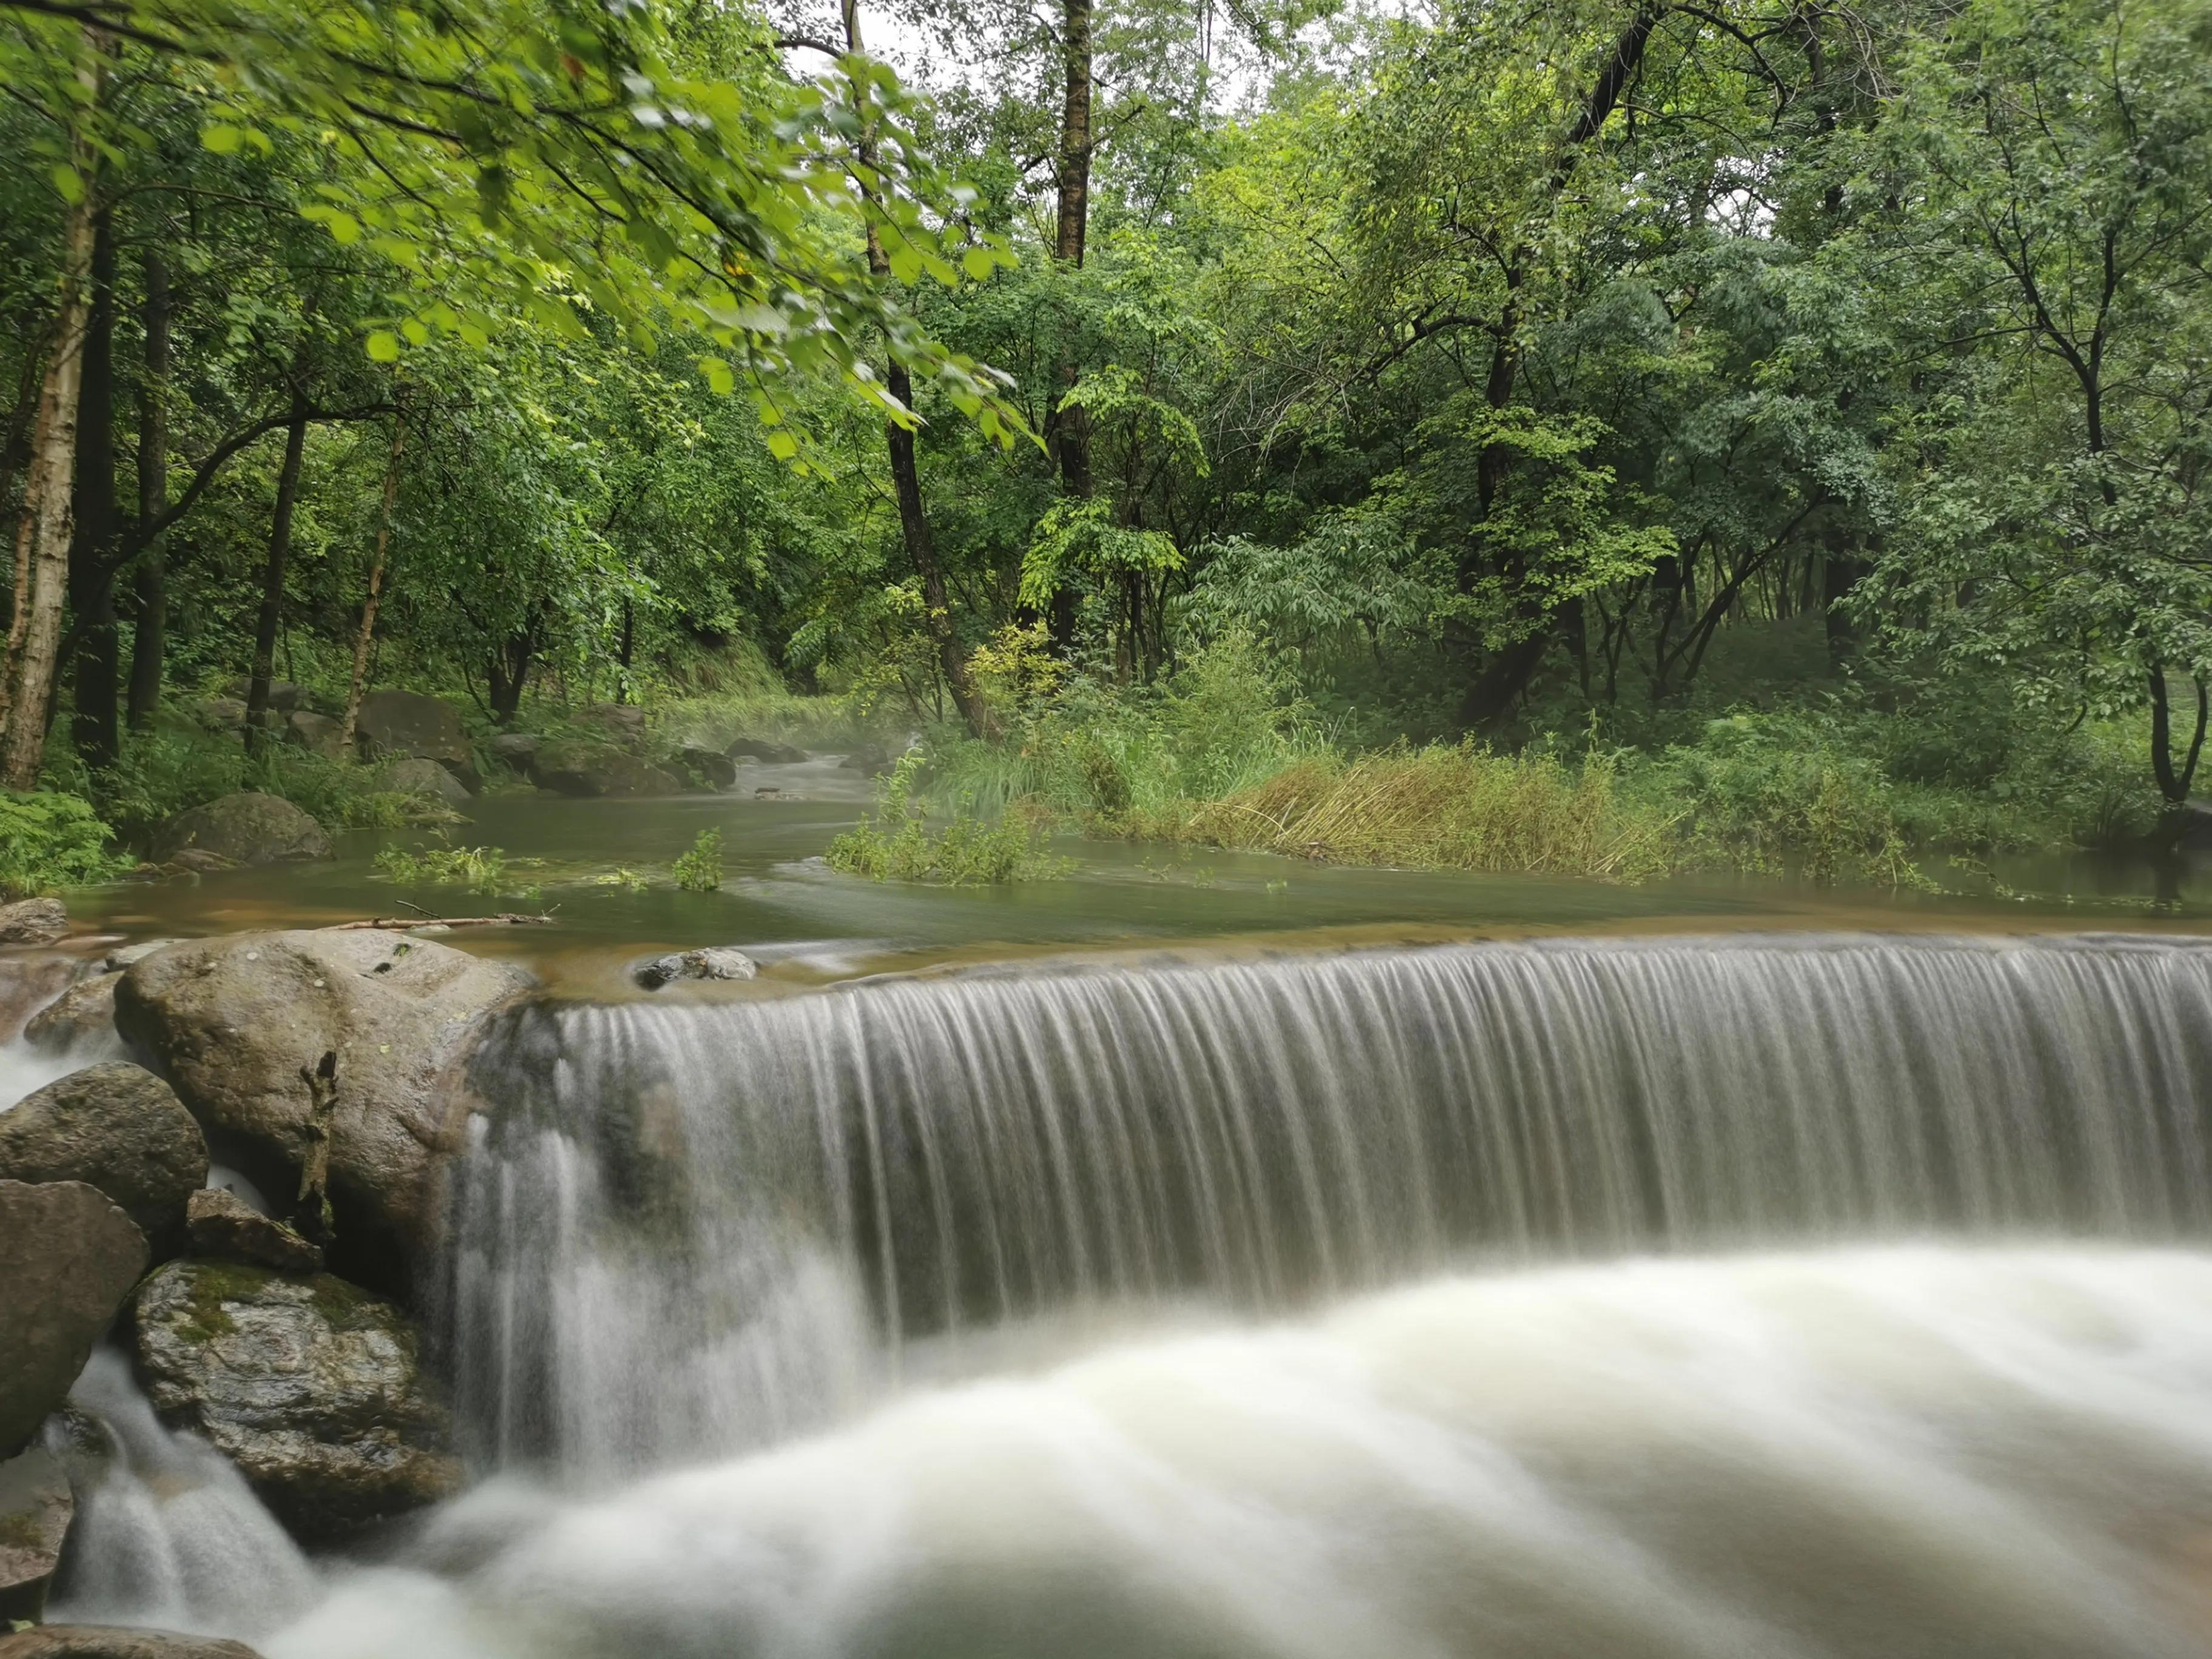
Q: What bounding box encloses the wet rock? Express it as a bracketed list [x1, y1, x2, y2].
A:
[634, 947, 759, 990]
[0, 1065, 206, 1256]
[159, 850, 241, 877]
[0, 1444, 72, 1625]
[488, 732, 541, 777]
[670, 746, 737, 791]
[534, 739, 682, 799]
[22, 972, 119, 1055]
[726, 736, 809, 765]
[150, 794, 331, 866]
[354, 690, 470, 769]
[186, 1188, 323, 1274]
[115, 931, 534, 1283]
[578, 701, 648, 751]
[284, 709, 344, 758]
[378, 757, 472, 806]
[0, 1626, 264, 1658]
[838, 742, 893, 776]
[0, 898, 69, 947]
[132, 1260, 459, 1541]
[0, 1181, 147, 1458]
[99, 940, 178, 973]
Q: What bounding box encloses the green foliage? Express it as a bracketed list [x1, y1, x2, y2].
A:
[671, 828, 724, 893]
[826, 754, 1064, 885]
[81, 726, 452, 839]
[0, 791, 128, 896]
[374, 842, 510, 894]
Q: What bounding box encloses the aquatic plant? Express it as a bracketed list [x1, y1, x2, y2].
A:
[671, 828, 725, 893]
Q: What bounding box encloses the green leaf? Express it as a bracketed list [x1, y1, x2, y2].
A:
[365, 330, 403, 363]
[766, 430, 799, 461]
[700, 356, 736, 395]
[49, 164, 83, 205]
[962, 247, 997, 281]
[200, 124, 244, 155]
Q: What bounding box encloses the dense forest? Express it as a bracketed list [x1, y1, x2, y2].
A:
[2, 0, 2209, 894]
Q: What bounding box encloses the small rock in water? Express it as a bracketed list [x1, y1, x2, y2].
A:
[0, 1626, 266, 1657]
[0, 1442, 72, 1624]
[633, 947, 759, 990]
[186, 1187, 324, 1274]
[0, 897, 69, 947]
[725, 736, 809, 764]
[21, 971, 121, 1054]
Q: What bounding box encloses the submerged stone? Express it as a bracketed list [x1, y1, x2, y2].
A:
[725, 736, 809, 764]
[633, 947, 759, 990]
[131, 1259, 460, 1543]
[0, 1064, 206, 1256]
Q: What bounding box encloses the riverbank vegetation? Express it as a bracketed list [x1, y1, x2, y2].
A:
[2, 0, 2205, 895]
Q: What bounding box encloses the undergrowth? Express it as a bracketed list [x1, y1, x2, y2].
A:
[826, 754, 1066, 885]
[0, 790, 130, 897]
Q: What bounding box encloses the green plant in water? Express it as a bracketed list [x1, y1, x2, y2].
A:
[826, 754, 1067, 885]
[594, 866, 652, 893]
[375, 842, 511, 893]
[0, 790, 129, 896]
[671, 828, 725, 892]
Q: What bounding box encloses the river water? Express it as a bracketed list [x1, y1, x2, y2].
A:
[15, 787, 2212, 1656]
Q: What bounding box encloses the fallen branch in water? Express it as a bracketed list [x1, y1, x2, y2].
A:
[332, 913, 555, 931]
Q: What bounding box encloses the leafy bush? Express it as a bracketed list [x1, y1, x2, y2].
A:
[0, 791, 129, 896]
[826, 755, 1064, 885]
[671, 828, 724, 891]
[374, 842, 511, 893]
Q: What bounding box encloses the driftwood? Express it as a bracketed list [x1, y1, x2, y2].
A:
[332, 913, 555, 931]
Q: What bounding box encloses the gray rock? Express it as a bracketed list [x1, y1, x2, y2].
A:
[838, 743, 894, 776]
[284, 709, 344, 758]
[186, 1188, 323, 1274]
[725, 737, 809, 765]
[0, 1626, 264, 1658]
[150, 794, 331, 866]
[184, 696, 247, 734]
[22, 971, 119, 1054]
[0, 898, 69, 947]
[354, 689, 471, 769]
[379, 757, 472, 806]
[534, 739, 682, 799]
[0, 1445, 72, 1626]
[99, 940, 179, 973]
[578, 701, 648, 751]
[488, 732, 541, 777]
[671, 746, 738, 790]
[0, 1181, 147, 1458]
[220, 679, 303, 714]
[0, 1065, 206, 1256]
[634, 947, 759, 990]
[132, 1261, 459, 1541]
[159, 850, 241, 877]
[115, 931, 534, 1282]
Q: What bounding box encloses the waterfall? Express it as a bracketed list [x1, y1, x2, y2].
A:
[444, 933, 2212, 1475]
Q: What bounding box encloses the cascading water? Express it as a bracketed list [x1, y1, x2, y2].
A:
[443, 933, 2212, 1476]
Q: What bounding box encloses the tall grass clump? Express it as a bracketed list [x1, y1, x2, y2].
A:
[826, 755, 1065, 885]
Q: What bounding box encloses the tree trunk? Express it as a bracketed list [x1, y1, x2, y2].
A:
[127, 249, 170, 729]
[0, 30, 101, 790]
[244, 381, 310, 754]
[1042, 0, 1096, 652]
[842, 0, 997, 740]
[339, 407, 404, 753]
[68, 207, 119, 768]
[2149, 665, 2208, 810]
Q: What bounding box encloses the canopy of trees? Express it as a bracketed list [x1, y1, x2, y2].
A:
[4, 0, 2208, 836]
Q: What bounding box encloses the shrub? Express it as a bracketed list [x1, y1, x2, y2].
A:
[826, 755, 1065, 885]
[671, 828, 724, 892]
[0, 791, 129, 896]
[374, 842, 511, 894]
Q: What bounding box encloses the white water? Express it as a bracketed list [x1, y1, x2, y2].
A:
[49, 1351, 316, 1641]
[278, 1247, 2212, 1659]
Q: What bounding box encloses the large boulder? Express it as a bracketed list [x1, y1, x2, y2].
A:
[0, 1181, 147, 1458]
[378, 757, 472, 807]
[220, 679, 304, 714]
[0, 898, 69, 947]
[534, 739, 682, 799]
[0, 1064, 206, 1256]
[22, 971, 119, 1054]
[669, 746, 737, 791]
[577, 701, 647, 751]
[0, 1627, 263, 1658]
[284, 709, 344, 759]
[725, 737, 808, 765]
[186, 1188, 323, 1274]
[114, 931, 534, 1282]
[149, 794, 330, 866]
[132, 1261, 460, 1541]
[0, 1446, 72, 1624]
[488, 732, 541, 778]
[354, 690, 469, 769]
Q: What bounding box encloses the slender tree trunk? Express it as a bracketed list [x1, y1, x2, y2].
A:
[69, 208, 119, 768]
[1041, 0, 1096, 652]
[244, 381, 310, 754]
[339, 406, 404, 753]
[127, 250, 170, 729]
[2150, 666, 2208, 811]
[841, 0, 997, 740]
[0, 30, 101, 790]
